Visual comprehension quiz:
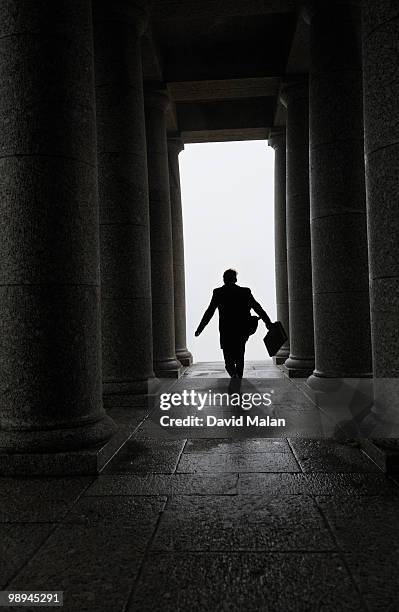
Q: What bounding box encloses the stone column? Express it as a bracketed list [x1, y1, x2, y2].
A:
[145, 89, 183, 378]
[167, 136, 193, 367]
[280, 80, 315, 377]
[268, 128, 290, 364]
[93, 0, 156, 406]
[362, 2, 399, 420]
[306, 1, 372, 387]
[0, 1, 115, 455]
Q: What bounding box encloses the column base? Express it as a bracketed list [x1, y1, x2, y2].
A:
[306, 372, 373, 392]
[176, 348, 193, 367]
[273, 346, 290, 365]
[282, 356, 314, 378]
[0, 414, 116, 455]
[0, 420, 129, 477]
[154, 358, 183, 378]
[103, 377, 160, 408]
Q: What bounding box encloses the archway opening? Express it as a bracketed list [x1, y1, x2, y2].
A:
[179, 140, 276, 363]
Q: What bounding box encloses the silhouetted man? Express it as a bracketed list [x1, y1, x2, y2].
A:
[195, 269, 272, 378]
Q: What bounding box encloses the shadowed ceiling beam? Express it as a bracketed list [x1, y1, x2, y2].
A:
[168, 77, 280, 102]
[176, 98, 274, 131]
[151, 0, 296, 19]
[181, 127, 269, 143]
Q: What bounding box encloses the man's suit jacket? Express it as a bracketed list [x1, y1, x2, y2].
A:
[197, 284, 271, 349]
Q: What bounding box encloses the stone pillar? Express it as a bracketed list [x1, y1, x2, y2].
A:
[362, 2, 399, 420]
[0, 1, 115, 455]
[145, 89, 183, 378]
[306, 1, 372, 387]
[167, 136, 193, 367]
[268, 128, 290, 364]
[93, 0, 156, 406]
[280, 80, 315, 377]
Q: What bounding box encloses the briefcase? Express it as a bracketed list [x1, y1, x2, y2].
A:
[263, 321, 288, 357]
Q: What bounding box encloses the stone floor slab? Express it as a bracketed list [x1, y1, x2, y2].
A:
[0, 477, 92, 523]
[86, 474, 238, 496]
[8, 525, 148, 612]
[0, 477, 91, 500]
[64, 495, 166, 529]
[316, 495, 399, 553]
[133, 415, 276, 440]
[166, 376, 289, 392]
[344, 550, 399, 612]
[103, 439, 186, 474]
[267, 392, 316, 407]
[289, 439, 381, 472]
[133, 424, 249, 440]
[243, 371, 286, 378]
[182, 371, 230, 378]
[0, 524, 55, 588]
[239, 472, 399, 497]
[238, 473, 311, 495]
[184, 438, 292, 454]
[152, 494, 335, 552]
[177, 451, 300, 473]
[128, 552, 364, 612]
[272, 409, 337, 437]
[0, 497, 75, 524]
[2, 361, 396, 611]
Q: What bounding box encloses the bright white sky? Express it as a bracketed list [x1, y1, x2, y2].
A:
[179, 140, 276, 362]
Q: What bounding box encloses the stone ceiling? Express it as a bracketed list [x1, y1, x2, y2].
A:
[142, 0, 309, 141]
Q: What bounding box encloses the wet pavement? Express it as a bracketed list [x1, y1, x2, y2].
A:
[1, 362, 398, 611]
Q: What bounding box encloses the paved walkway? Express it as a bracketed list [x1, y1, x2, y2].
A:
[1, 362, 398, 611]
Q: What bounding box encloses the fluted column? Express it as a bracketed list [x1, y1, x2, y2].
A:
[145, 89, 183, 378]
[362, 1, 399, 420]
[281, 80, 315, 377]
[306, 1, 372, 387]
[268, 128, 290, 364]
[0, 0, 115, 455]
[93, 0, 156, 406]
[168, 136, 193, 367]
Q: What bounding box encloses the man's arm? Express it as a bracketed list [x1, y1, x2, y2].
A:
[195, 290, 218, 336]
[249, 291, 272, 329]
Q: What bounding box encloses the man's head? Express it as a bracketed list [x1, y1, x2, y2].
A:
[223, 269, 237, 285]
